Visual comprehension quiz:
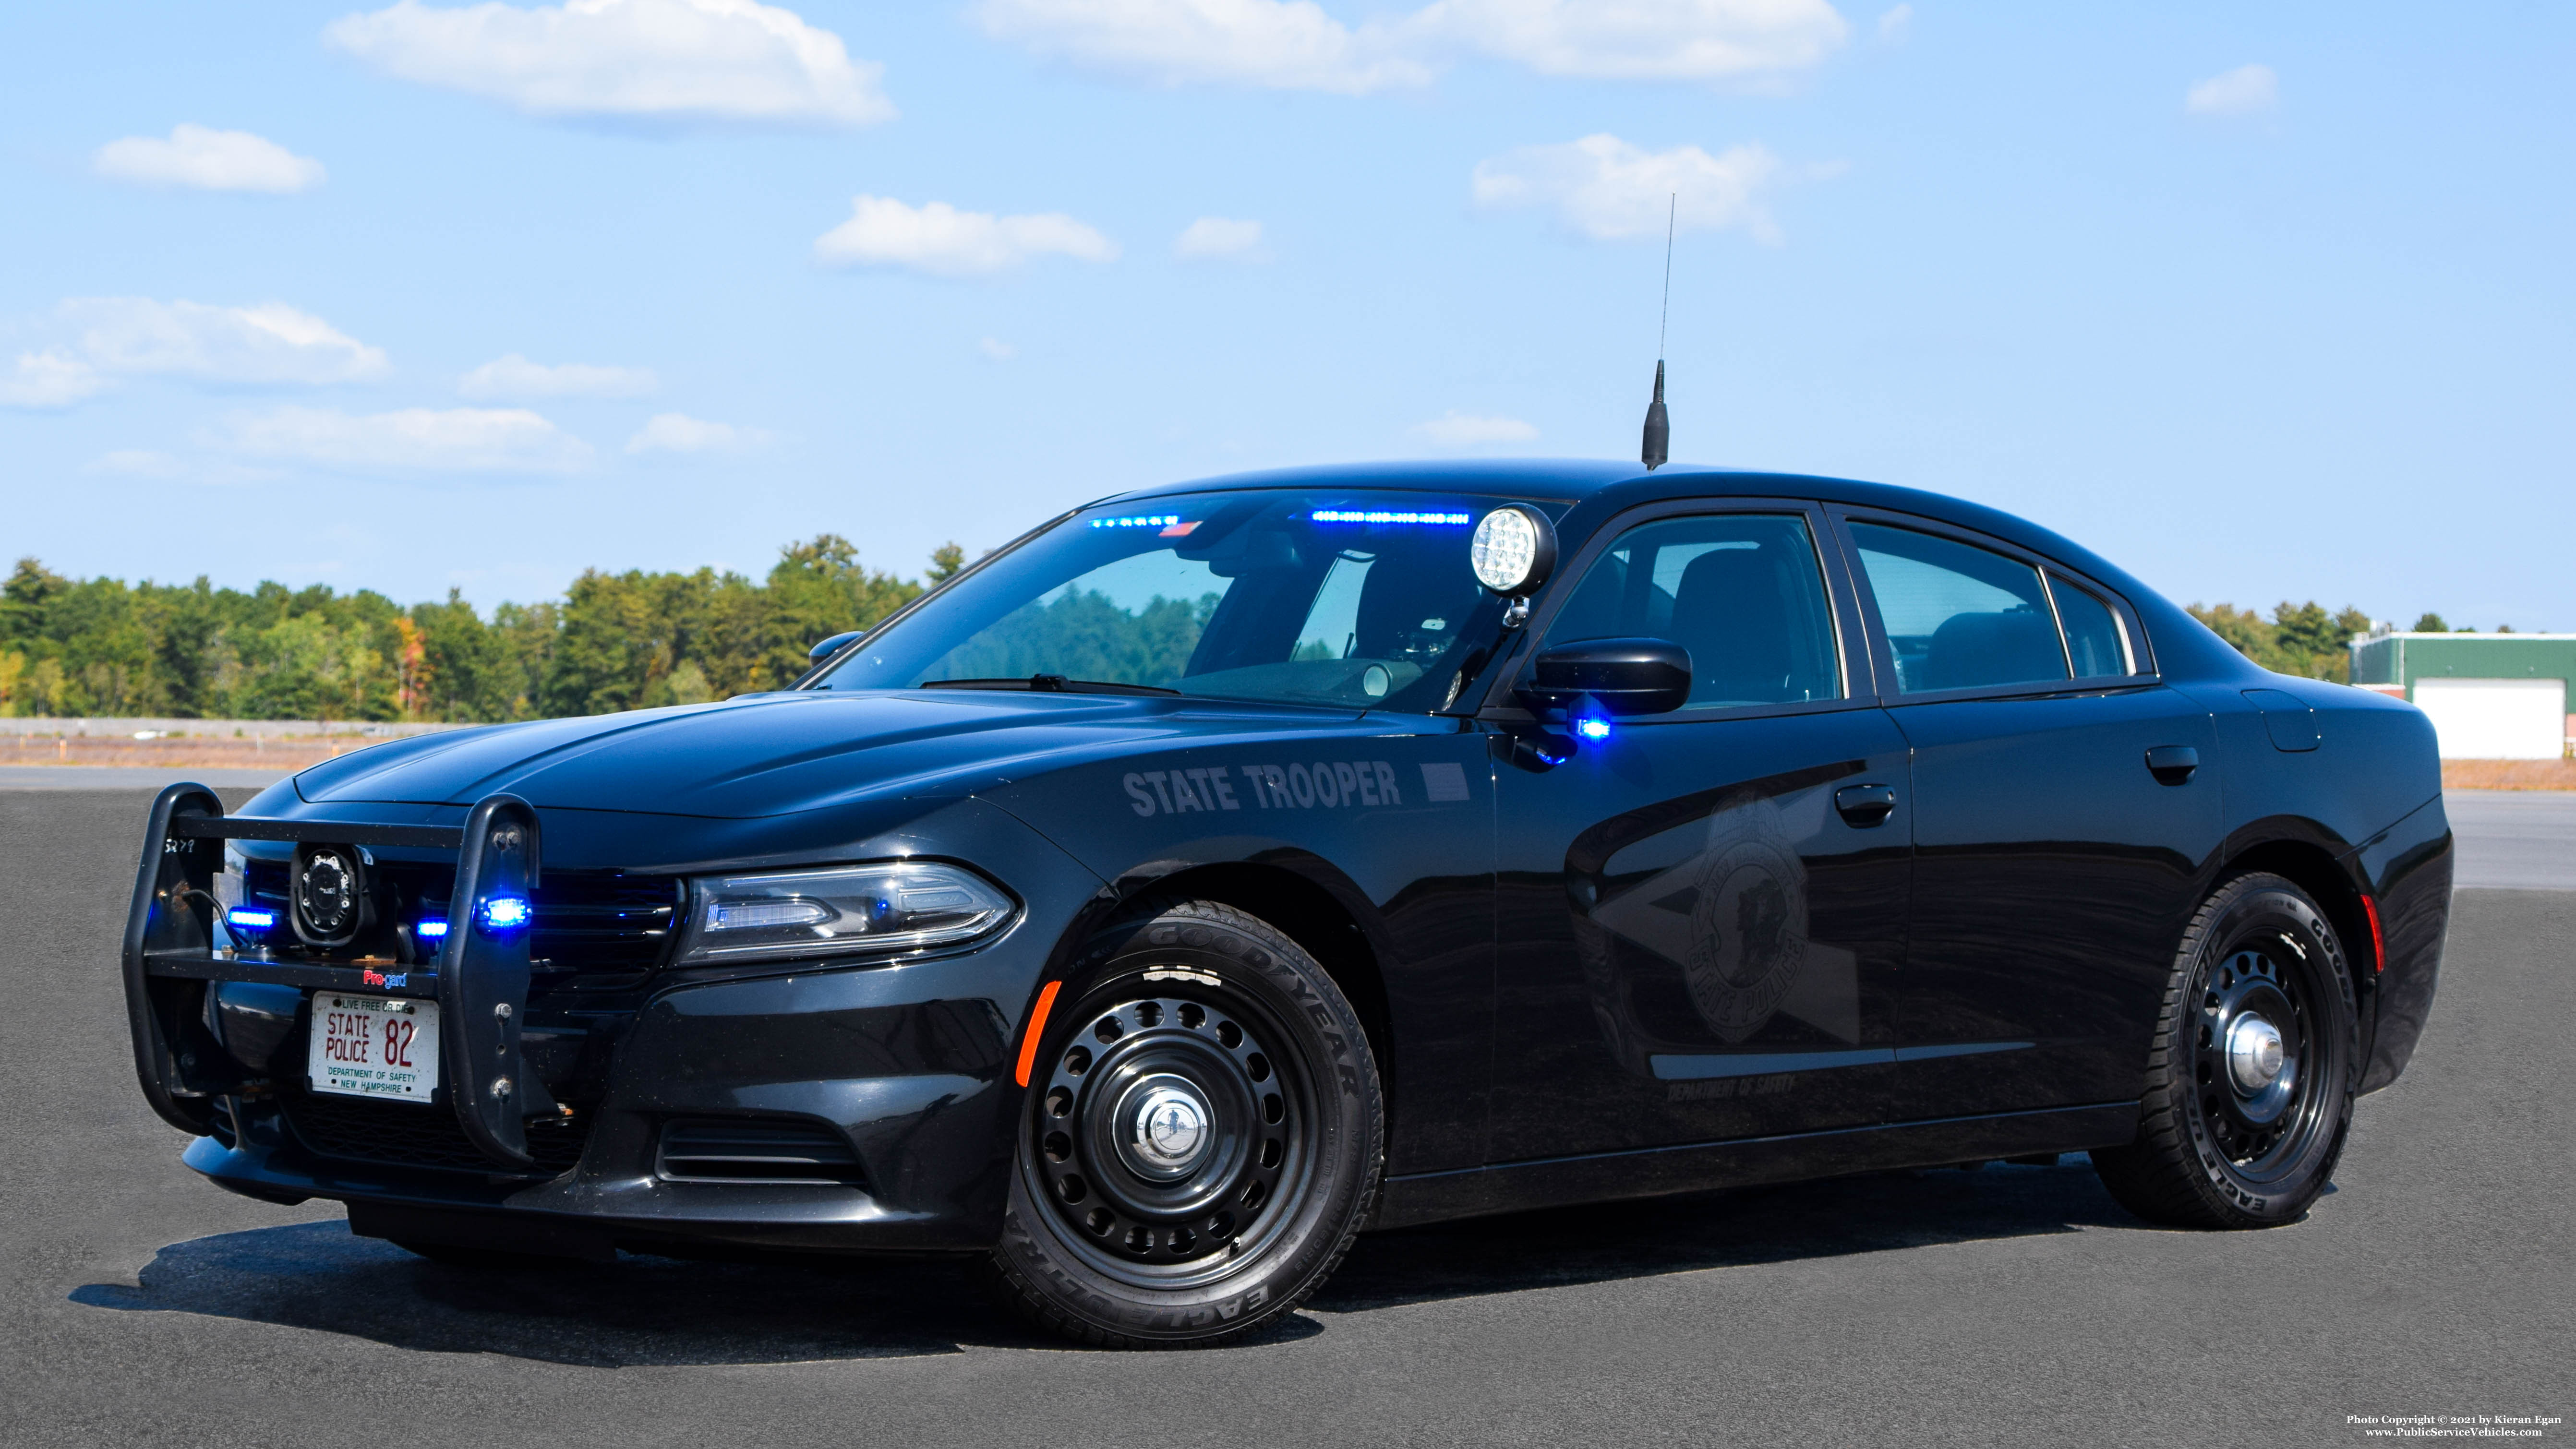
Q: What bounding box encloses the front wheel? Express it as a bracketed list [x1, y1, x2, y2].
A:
[982, 898, 1384, 1348]
[2093, 872, 2359, 1228]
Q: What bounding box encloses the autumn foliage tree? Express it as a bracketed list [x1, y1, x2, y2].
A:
[0, 537, 948, 722]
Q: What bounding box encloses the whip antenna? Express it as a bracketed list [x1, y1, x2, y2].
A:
[1640, 193, 1674, 471]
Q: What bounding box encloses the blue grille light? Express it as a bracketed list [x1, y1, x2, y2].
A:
[416, 919, 450, 939]
[224, 907, 277, 930]
[1310, 510, 1471, 526]
[479, 897, 531, 930]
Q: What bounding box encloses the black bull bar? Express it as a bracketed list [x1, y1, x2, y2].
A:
[121, 782, 556, 1170]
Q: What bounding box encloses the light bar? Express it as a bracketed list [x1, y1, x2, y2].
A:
[1089, 514, 1182, 529]
[1311, 510, 1471, 525]
[416, 919, 450, 939]
[224, 907, 277, 930]
[480, 896, 531, 930]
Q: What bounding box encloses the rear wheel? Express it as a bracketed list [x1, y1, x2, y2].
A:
[2093, 872, 2359, 1228]
[983, 898, 1383, 1348]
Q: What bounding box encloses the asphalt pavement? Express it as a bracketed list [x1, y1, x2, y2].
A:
[2, 786, 2566, 1447]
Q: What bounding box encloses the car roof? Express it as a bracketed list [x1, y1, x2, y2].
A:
[1096, 458, 2135, 594]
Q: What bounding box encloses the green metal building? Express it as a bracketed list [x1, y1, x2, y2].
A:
[2348, 631, 2576, 758]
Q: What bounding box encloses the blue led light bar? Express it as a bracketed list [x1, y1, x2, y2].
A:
[417, 919, 450, 939]
[1088, 514, 1182, 529]
[1311, 510, 1471, 525]
[224, 907, 277, 930]
[479, 897, 531, 930]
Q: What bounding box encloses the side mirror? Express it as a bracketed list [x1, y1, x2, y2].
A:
[1521, 637, 1692, 717]
[808, 629, 864, 663]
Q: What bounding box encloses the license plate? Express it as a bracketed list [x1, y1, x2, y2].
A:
[308, 994, 441, 1101]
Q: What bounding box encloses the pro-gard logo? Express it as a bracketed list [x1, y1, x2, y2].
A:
[1123, 761, 1473, 817]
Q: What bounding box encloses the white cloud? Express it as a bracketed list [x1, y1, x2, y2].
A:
[458, 352, 657, 399]
[1410, 0, 1847, 82]
[1874, 3, 1908, 43]
[979, 336, 1018, 361]
[63, 298, 388, 384]
[0, 352, 108, 409]
[2186, 63, 2276, 118]
[1415, 410, 1539, 445]
[973, 0, 1429, 94]
[625, 411, 764, 453]
[325, 0, 895, 126]
[973, 0, 1842, 92]
[0, 298, 387, 407]
[1174, 216, 1265, 261]
[94, 125, 326, 193]
[1474, 134, 1786, 242]
[814, 195, 1119, 278]
[218, 406, 594, 472]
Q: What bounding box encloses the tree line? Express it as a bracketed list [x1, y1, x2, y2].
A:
[2180, 604, 2515, 683]
[0, 542, 2485, 722]
[0, 537, 959, 723]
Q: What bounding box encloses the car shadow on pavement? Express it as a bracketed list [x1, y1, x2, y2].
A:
[72, 1156, 2135, 1365]
[1317, 1154, 2138, 1312]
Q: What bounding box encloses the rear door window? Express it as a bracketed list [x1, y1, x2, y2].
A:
[2050, 576, 2132, 679]
[1848, 524, 2069, 695]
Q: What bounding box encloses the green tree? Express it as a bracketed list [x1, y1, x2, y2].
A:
[2411, 612, 2447, 633]
[2186, 600, 2371, 683]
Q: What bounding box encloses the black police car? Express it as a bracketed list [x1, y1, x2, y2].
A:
[122, 459, 2451, 1348]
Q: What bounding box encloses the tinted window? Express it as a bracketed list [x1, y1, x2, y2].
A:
[1543, 514, 1840, 708]
[1850, 524, 2068, 694]
[2051, 577, 2130, 678]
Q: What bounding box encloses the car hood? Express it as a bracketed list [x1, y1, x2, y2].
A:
[293, 690, 1358, 819]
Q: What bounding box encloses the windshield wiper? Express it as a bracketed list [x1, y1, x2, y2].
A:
[917, 674, 1181, 696]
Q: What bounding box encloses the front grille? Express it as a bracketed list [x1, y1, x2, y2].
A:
[657, 1118, 867, 1186]
[282, 1090, 592, 1175]
[242, 860, 681, 987]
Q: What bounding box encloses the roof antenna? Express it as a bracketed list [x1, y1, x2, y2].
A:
[1641, 193, 1674, 471]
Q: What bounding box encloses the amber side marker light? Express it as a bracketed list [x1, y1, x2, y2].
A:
[2361, 894, 2386, 973]
[1014, 980, 1063, 1087]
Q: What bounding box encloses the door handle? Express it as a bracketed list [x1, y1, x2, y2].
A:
[1834, 783, 1898, 827]
[2144, 745, 2199, 786]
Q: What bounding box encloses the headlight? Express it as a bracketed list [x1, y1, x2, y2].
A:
[672, 862, 1015, 966]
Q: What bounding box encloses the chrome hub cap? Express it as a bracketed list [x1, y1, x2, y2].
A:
[1122, 1078, 1212, 1179]
[2227, 1015, 2285, 1092]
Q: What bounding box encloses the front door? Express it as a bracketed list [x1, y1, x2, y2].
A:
[1487, 504, 1914, 1162]
[1838, 515, 2225, 1116]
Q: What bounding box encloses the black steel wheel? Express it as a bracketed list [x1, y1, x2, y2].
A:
[984, 898, 1383, 1348]
[2094, 872, 2359, 1228]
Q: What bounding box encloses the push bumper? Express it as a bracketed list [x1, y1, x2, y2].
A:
[124, 782, 1107, 1255]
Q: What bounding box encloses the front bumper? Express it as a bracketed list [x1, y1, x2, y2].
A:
[190, 961, 1029, 1253]
[125, 784, 1107, 1254]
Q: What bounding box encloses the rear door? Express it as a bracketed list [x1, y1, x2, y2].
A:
[1485, 501, 1914, 1161]
[1834, 511, 2222, 1116]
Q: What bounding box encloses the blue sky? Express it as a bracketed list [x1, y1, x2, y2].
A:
[4, 2, 2570, 630]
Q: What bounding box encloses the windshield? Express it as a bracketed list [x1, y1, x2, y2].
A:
[810, 490, 1530, 712]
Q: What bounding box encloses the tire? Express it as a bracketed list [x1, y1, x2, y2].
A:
[982, 898, 1384, 1348]
[2093, 872, 2359, 1229]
